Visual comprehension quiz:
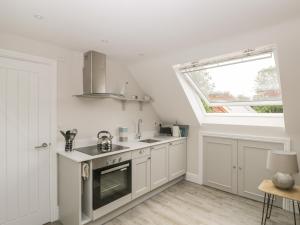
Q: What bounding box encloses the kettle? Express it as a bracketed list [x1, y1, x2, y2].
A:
[97, 131, 113, 152]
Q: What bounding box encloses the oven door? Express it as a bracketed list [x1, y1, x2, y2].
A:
[93, 160, 131, 209]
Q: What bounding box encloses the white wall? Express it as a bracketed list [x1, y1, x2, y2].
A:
[0, 33, 160, 142]
[129, 18, 300, 180]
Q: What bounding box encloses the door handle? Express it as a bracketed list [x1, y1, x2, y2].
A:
[35, 143, 48, 149]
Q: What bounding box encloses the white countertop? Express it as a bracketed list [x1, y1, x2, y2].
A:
[57, 136, 186, 163]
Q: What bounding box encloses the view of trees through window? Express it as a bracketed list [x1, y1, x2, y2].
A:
[185, 51, 283, 114]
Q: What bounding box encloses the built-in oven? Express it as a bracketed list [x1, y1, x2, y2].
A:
[92, 152, 132, 211]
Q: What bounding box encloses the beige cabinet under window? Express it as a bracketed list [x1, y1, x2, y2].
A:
[150, 144, 169, 190]
[203, 137, 238, 194]
[237, 140, 283, 203]
[203, 136, 284, 203]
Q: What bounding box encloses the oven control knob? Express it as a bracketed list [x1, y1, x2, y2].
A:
[113, 159, 116, 164]
[119, 157, 122, 162]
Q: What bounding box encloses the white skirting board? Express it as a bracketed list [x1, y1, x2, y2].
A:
[185, 172, 202, 184]
[284, 199, 300, 214]
[185, 171, 296, 214]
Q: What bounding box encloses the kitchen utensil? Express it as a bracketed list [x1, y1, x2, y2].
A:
[60, 129, 78, 152]
[97, 130, 113, 152]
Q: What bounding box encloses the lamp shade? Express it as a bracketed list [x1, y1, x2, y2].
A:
[267, 151, 299, 174]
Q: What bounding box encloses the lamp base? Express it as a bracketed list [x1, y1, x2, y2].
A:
[272, 172, 295, 190]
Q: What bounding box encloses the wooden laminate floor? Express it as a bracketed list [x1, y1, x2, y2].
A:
[51, 181, 296, 225]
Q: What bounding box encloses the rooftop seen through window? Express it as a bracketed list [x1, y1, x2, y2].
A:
[180, 47, 283, 114]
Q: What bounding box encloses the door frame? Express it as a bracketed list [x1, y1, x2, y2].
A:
[0, 48, 58, 222]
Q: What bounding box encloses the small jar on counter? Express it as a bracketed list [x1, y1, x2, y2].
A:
[119, 127, 128, 142]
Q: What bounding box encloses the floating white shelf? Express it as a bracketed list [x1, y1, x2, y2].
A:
[74, 93, 152, 111]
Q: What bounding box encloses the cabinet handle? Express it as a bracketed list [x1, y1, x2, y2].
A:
[148, 157, 151, 160]
[239, 167, 242, 170]
[232, 166, 236, 169]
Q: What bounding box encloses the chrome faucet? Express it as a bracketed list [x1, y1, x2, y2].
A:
[136, 119, 142, 139]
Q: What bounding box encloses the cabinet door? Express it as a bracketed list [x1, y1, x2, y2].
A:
[169, 140, 187, 180]
[203, 137, 238, 194]
[238, 140, 283, 205]
[132, 156, 151, 199]
[150, 144, 169, 190]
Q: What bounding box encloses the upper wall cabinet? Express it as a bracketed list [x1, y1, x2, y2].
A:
[203, 136, 284, 204]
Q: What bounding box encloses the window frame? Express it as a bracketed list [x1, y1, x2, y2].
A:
[179, 45, 283, 107]
[174, 45, 284, 118]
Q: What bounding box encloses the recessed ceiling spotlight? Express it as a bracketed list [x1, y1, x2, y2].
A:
[101, 40, 109, 44]
[33, 14, 44, 20]
[138, 53, 145, 57]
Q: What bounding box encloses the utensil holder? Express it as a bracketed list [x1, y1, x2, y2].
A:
[65, 139, 74, 152]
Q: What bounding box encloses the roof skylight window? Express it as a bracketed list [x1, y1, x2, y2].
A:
[179, 46, 283, 114]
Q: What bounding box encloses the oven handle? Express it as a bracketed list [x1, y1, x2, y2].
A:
[100, 163, 130, 175]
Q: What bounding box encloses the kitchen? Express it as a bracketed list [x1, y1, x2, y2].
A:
[56, 51, 188, 225]
[1, 1, 300, 225]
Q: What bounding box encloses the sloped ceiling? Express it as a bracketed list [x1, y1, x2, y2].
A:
[0, 0, 300, 62]
[129, 18, 300, 133]
[1, 0, 300, 131]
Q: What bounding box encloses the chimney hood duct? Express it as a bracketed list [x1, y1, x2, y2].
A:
[80, 50, 124, 98]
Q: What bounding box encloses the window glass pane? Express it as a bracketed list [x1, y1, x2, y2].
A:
[186, 52, 282, 104]
[200, 97, 283, 113]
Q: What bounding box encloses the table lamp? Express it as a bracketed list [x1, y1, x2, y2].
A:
[266, 150, 299, 189]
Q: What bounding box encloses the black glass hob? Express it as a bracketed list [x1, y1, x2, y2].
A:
[75, 144, 129, 156]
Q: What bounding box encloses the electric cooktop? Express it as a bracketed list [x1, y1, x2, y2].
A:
[75, 144, 129, 156]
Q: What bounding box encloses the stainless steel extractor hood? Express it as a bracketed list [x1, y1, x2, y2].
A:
[77, 51, 124, 98]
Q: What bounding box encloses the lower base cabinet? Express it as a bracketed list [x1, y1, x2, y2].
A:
[203, 136, 284, 205]
[169, 140, 187, 180]
[132, 156, 151, 199]
[150, 144, 169, 190]
[149, 140, 187, 191]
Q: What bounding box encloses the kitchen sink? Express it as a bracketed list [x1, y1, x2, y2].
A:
[139, 139, 160, 143]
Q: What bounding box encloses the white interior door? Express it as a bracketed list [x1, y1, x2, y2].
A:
[0, 55, 53, 225]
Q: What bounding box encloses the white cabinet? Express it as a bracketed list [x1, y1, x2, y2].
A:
[203, 137, 238, 194]
[132, 149, 151, 200]
[150, 144, 169, 190]
[168, 140, 187, 181]
[237, 140, 283, 204]
[203, 136, 284, 204]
